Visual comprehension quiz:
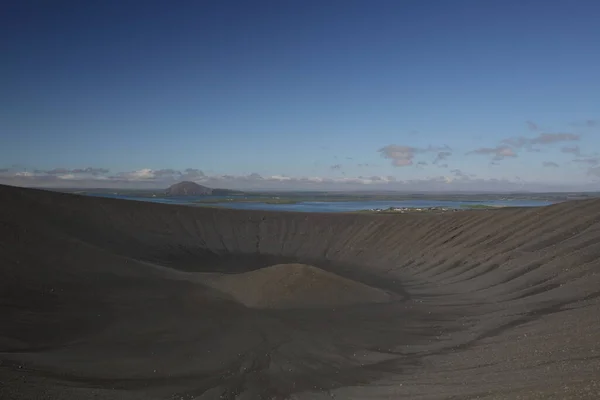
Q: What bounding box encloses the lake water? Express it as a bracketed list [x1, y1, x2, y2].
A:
[88, 193, 555, 213]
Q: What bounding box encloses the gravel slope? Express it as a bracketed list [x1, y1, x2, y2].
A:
[1, 184, 600, 399]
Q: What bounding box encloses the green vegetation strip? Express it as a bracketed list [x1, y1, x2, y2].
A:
[460, 204, 498, 209]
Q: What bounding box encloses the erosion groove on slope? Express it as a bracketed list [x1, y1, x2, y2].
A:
[1, 184, 600, 399]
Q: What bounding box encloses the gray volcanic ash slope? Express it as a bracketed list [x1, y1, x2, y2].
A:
[1, 184, 600, 399]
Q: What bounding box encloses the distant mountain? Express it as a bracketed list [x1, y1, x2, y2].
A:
[165, 181, 244, 196]
[165, 181, 212, 196]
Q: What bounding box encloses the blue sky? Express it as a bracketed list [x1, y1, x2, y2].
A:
[2, 0, 599, 191]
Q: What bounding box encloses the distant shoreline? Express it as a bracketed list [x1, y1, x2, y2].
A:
[48, 187, 597, 204]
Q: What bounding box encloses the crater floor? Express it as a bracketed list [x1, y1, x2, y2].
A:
[202, 263, 396, 309]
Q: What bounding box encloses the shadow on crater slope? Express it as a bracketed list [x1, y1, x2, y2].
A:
[1, 184, 600, 399]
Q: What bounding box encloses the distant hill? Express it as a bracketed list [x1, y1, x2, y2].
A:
[165, 181, 243, 196]
[165, 181, 212, 196]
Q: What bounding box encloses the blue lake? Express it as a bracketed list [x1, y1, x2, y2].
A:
[87, 193, 556, 213]
[206, 199, 555, 212]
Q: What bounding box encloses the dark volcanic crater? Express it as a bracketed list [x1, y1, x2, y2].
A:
[1, 184, 600, 399]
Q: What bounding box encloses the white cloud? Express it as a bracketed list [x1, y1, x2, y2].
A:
[433, 151, 452, 164]
[502, 132, 580, 148]
[526, 121, 539, 131]
[570, 119, 598, 128]
[379, 144, 451, 167]
[57, 174, 77, 180]
[0, 163, 597, 192]
[450, 169, 470, 180]
[588, 166, 600, 177]
[530, 133, 580, 145]
[116, 168, 156, 180]
[562, 146, 582, 156]
[573, 158, 600, 166]
[542, 161, 559, 168]
[379, 145, 416, 166]
[468, 146, 517, 161]
[266, 175, 293, 181]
